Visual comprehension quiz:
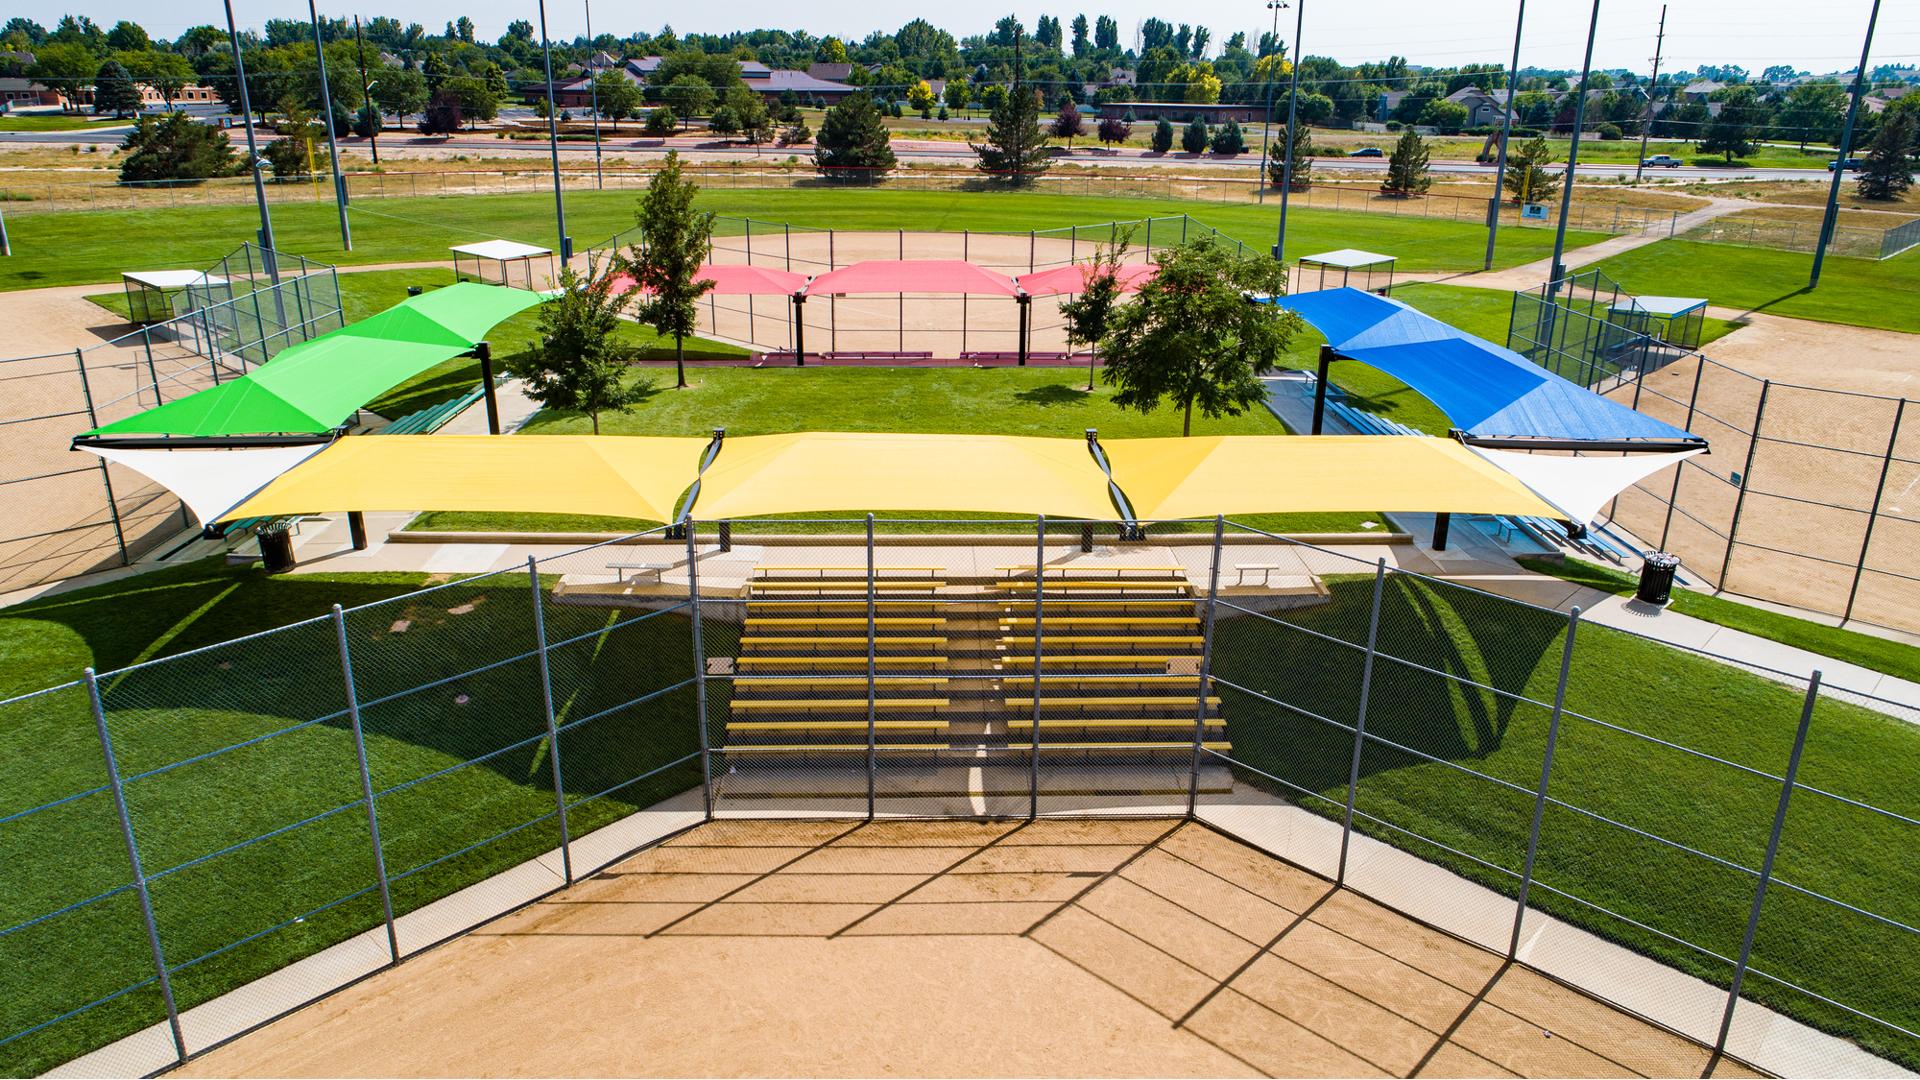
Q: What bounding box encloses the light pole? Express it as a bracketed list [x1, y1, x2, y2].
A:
[223, 0, 280, 285]
[1632, 5, 1666, 185]
[1482, 0, 1525, 272]
[1272, 0, 1305, 266]
[536, 0, 572, 263]
[1811, 0, 1882, 290]
[1255, 0, 1285, 206]
[308, 0, 352, 251]
[1547, 0, 1601, 298]
[353, 16, 379, 165]
[585, 0, 603, 191]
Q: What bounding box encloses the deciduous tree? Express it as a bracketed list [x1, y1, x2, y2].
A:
[625, 153, 716, 390]
[1059, 228, 1133, 391]
[509, 262, 650, 434]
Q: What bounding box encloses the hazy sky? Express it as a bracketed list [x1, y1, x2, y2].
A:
[56, 0, 1920, 76]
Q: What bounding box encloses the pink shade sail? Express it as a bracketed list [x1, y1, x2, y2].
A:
[803, 260, 1022, 298]
[1016, 262, 1160, 297]
[607, 264, 808, 298]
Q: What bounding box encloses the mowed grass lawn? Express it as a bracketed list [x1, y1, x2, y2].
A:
[1212, 573, 1920, 1069]
[0, 186, 1608, 291]
[0, 557, 709, 1075]
[1594, 239, 1920, 335]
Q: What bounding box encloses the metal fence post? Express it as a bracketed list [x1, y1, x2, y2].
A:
[1337, 560, 1389, 885]
[1658, 356, 1709, 552]
[73, 347, 132, 565]
[1716, 671, 1821, 1056]
[1030, 515, 1048, 821]
[526, 557, 572, 883]
[1843, 400, 1904, 623]
[865, 514, 878, 821]
[85, 668, 186, 1064]
[331, 606, 400, 964]
[1187, 517, 1224, 817]
[1721, 381, 1772, 590]
[686, 524, 713, 820]
[1508, 606, 1580, 960]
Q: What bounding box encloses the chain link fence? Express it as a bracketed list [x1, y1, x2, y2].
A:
[0, 245, 341, 595]
[1681, 212, 1920, 261]
[2, 517, 1916, 1076]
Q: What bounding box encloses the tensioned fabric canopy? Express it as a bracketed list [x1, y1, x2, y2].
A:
[1270, 288, 1700, 448]
[609, 264, 808, 298]
[1102, 436, 1559, 521]
[83, 444, 328, 524]
[229, 435, 709, 523]
[803, 260, 1022, 298]
[222, 431, 1569, 525]
[1015, 263, 1159, 297]
[84, 284, 545, 439]
[1471, 446, 1706, 525]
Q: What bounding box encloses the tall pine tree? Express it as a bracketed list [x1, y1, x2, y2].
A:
[1856, 111, 1915, 202]
[970, 23, 1050, 184]
[1381, 128, 1431, 196]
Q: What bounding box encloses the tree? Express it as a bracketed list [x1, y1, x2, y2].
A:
[104, 20, 149, 52]
[970, 27, 1050, 184]
[978, 83, 1008, 114]
[1777, 81, 1846, 150]
[644, 106, 677, 135]
[943, 80, 969, 115]
[814, 91, 895, 180]
[1209, 119, 1246, 155]
[595, 69, 642, 131]
[119, 111, 237, 182]
[1094, 15, 1119, 51]
[626, 153, 716, 390]
[1150, 117, 1174, 152]
[1050, 103, 1084, 147]
[1059, 228, 1134, 391]
[907, 79, 937, 118]
[372, 68, 427, 128]
[1417, 98, 1469, 133]
[1700, 86, 1762, 162]
[1501, 134, 1562, 205]
[1100, 238, 1298, 437]
[28, 42, 97, 112]
[708, 104, 739, 137]
[417, 89, 463, 135]
[1856, 110, 1916, 201]
[1097, 116, 1131, 146]
[122, 50, 194, 107]
[1180, 116, 1209, 154]
[91, 59, 141, 117]
[663, 74, 715, 128]
[726, 84, 773, 145]
[1265, 123, 1312, 190]
[1381, 128, 1431, 195]
[780, 118, 812, 146]
[509, 264, 649, 435]
[448, 75, 499, 129]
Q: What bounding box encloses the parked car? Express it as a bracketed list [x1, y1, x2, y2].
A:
[1348, 147, 1385, 158]
[1828, 157, 1864, 172]
[1641, 154, 1684, 168]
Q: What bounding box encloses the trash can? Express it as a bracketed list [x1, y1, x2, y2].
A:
[258, 529, 297, 574]
[1636, 551, 1681, 605]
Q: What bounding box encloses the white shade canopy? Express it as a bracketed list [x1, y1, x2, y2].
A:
[450, 240, 552, 261]
[1471, 447, 1706, 525]
[82, 444, 330, 525]
[1298, 249, 1395, 269]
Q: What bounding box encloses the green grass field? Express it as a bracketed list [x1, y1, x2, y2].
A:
[1594, 239, 1920, 335]
[0, 115, 131, 132]
[0, 186, 1609, 291]
[0, 557, 706, 1075]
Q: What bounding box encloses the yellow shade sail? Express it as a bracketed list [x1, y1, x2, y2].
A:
[690, 432, 1120, 521]
[227, 435, 710, 524]
[1102, 435, 1562, 521]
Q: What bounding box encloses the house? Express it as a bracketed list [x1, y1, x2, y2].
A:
[753, 69, 856, 105]
[551, 57, 854, 111]
[0, 77, 60, 107]
[1864, 85, 1915, 114]
[1098, 100, 1262, 124]
[1443, 86, 1514, 127]
[1102, 67, 1136, 88]
[1680, 80, 1725, 102]
[806, 62, 853, 82]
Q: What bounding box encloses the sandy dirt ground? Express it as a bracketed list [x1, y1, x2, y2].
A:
[174, 819, 1757, 1079]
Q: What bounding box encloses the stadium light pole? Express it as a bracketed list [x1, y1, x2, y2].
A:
[585, 0, 603, 191]
[1482, 0, 1525, 271]
[1271, 0, 1305, 265]
[1255, 1, 1285, 206]
[536, 0, 573, 263]
[1546, 0, 1601, 300]
[1811, 0, 1882, 290]
[353, 16, 379, 164]
[1632, 5, 1666, 185]
[308, 0, 353, 251]
[224, 0, 281, 284]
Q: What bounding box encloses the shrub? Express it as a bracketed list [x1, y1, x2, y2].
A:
[1150, 117, 1174, 152]
[118, 112, 238, 183]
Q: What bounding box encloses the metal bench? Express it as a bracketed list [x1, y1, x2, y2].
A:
[608, 561, 671, 583]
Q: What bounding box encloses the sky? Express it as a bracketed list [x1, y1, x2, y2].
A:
[48, 0, 1920, 77]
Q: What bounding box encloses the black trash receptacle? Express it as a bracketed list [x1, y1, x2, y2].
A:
[1637, 551, 1681, 605]
[258, 529, 297, 574]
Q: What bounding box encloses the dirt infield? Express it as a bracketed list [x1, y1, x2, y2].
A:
[174, 819, 1757, 1078]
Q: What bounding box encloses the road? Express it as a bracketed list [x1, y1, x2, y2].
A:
[0, 126, 1841, 183]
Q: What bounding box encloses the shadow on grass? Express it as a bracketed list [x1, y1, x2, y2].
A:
[1011, 383, 1094, 408]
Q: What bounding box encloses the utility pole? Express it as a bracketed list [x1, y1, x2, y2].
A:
[308, 0, 352, 251]
[1483, 0, 1526, 271]
[1272, 0, 1305, 265]
[224, 0, 280, 285]
[1255, 1, 1285, 205]
[1547, 0, 1601, 298]
[353, 16, 379, 165]
[536, 0, 572, 262]
[585, 0, 603, 191]
[1632, 5, 1666, 184]
[1811, 0, 1881, 290]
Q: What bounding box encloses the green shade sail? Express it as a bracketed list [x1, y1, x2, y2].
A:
[86, 283, 546, 438]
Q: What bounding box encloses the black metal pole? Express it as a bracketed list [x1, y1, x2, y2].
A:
[1311, 345, 1332, 434]
[536, 0, 572, 262]
[1433, 512, 1451, 551]
[1483, 0, 1526, 271]
[1547, 0, 1602, 296]
[224, 0, 280, 287]
[585, 0, 603, 191]
[308, 0, 352, 251]
[353, 16, 378, 164]
[1810, 0, 1882, 289]
[348, 510, 368, 550]
[1255, 1, 1284, 206]
[792, 294, 806, 365]
[1273, 0, 1306, 263]
[476, 341, 500, 434]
